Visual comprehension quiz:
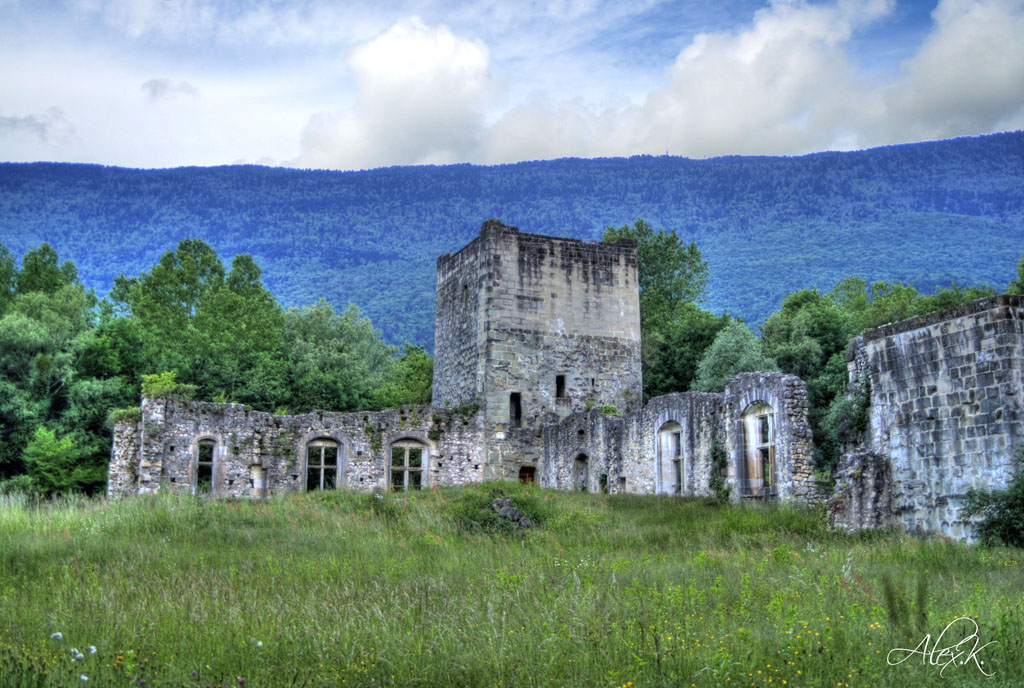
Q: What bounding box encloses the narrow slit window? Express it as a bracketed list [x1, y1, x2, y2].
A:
[509, 392, 522, 428]
[556, 375, 566, 399]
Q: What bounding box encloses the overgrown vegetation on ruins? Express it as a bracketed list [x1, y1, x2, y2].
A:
[0, 240, 431, 495]
[607, 219, 1015, 475]
[0, 227, 1021, 495]
[1, 486, 1022, 687]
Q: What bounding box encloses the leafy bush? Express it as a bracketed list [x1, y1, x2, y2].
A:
[105, 406, 141, 428]
[709, 440, 731, 502]
[140, 371, 196, 401]
[962, 445, 1024, 547]
[597, 405, 619, 416]
[22, 426, 101, 495]
[820, 377, 872, 472]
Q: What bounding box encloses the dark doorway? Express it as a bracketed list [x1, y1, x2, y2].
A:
[518, 466, 536, 484]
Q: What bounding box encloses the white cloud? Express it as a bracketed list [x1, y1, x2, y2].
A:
[0, 107, 75, 143]
[141, 78, 199, 102]
[477, 0, 894, 160]
[474, 0, 1024, 164]
[293, 17, 491, 169]
[875, 0, 1024, 140]
[4, 0, 1024, 168]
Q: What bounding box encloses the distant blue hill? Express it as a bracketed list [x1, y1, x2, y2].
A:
[1, 131, 1022, 349]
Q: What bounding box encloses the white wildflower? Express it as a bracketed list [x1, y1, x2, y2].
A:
[87, 646, 96, 654]
[51, 632, 63, 640]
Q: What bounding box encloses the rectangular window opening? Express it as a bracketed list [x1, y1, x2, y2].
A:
[509, 392, 522, 428]
[555, 375, 566, 399]
[196, 441, 214, 494]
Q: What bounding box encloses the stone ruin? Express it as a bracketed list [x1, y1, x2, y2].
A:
[109, 221, 1024, 541]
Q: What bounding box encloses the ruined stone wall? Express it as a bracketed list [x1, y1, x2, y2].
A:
[843, 295, 1024, 538]
[107, 397, 486, 498]
[539, 409, 624, 492]
[623, 392, 723, 497]
[539, 374, 819, 502]
[723, 373, 822, 505]
[828, 451, 893, 532]
[107, 418, 141, 498]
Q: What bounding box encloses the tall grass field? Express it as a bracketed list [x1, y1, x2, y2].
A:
[1, 485, 1021, 687]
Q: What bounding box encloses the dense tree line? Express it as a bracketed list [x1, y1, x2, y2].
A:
[0, 241, 432, 496]
[1, 132, 1021, 347]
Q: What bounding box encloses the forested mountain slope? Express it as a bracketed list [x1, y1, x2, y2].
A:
[1, 131, 1021, 347]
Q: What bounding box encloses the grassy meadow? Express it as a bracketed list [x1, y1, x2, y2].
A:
[1, 484, 1022, 688]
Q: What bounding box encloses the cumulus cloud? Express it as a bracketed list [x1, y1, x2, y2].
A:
[475, 0, 1024, 163]
[293, 17, 490, 169]
[141, 78, 199, 102]
[875, 0, 1024, 141]
[0, 107, 75, 144]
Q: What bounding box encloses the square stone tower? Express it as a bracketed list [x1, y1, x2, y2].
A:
[433, 219, 642, 478]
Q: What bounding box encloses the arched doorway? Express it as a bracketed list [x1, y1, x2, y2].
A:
[740, 402, 775, 497]
[656, 421, 683, 495]
[573, 453, 589, 492]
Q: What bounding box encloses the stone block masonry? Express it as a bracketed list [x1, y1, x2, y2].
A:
[109, 398, 485, 498]
[834, 295, 1024, 539]
[433, 220, 642, 480]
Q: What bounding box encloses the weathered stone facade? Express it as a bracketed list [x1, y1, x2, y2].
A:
[538, 373, 822, 505]
[109, 220, 1022, 541]
[434, 220, 642, 480]
[105, 220, 819, 505]
[829, 295, 1024, 539]
[109, 399, 486, 498]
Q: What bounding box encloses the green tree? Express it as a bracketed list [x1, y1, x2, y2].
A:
[15, 243, 78, 295]
[284, 300, 397, 412]
[375, 344, 434, 409]
[0, 243, 15, 316]
[643, 304, 730, 397]
[21, 426, 99, 495]
[693, 320, 777, 393]
[602, 219, 710, 398]
[602, 219, 708, 330]
[111, 241, 286, 405]
[0, 282, 96, 479]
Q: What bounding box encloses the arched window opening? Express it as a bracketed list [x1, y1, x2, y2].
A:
[391, 439, 426, 491]
[306, 439, 339, 491]
[195, 439, 215, 495]
[573, 453, 589, 492]
[741, 402, 775, 498]
[656, 421, 683, 495]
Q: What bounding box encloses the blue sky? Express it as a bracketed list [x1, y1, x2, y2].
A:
[1, 0, 1022, 170]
